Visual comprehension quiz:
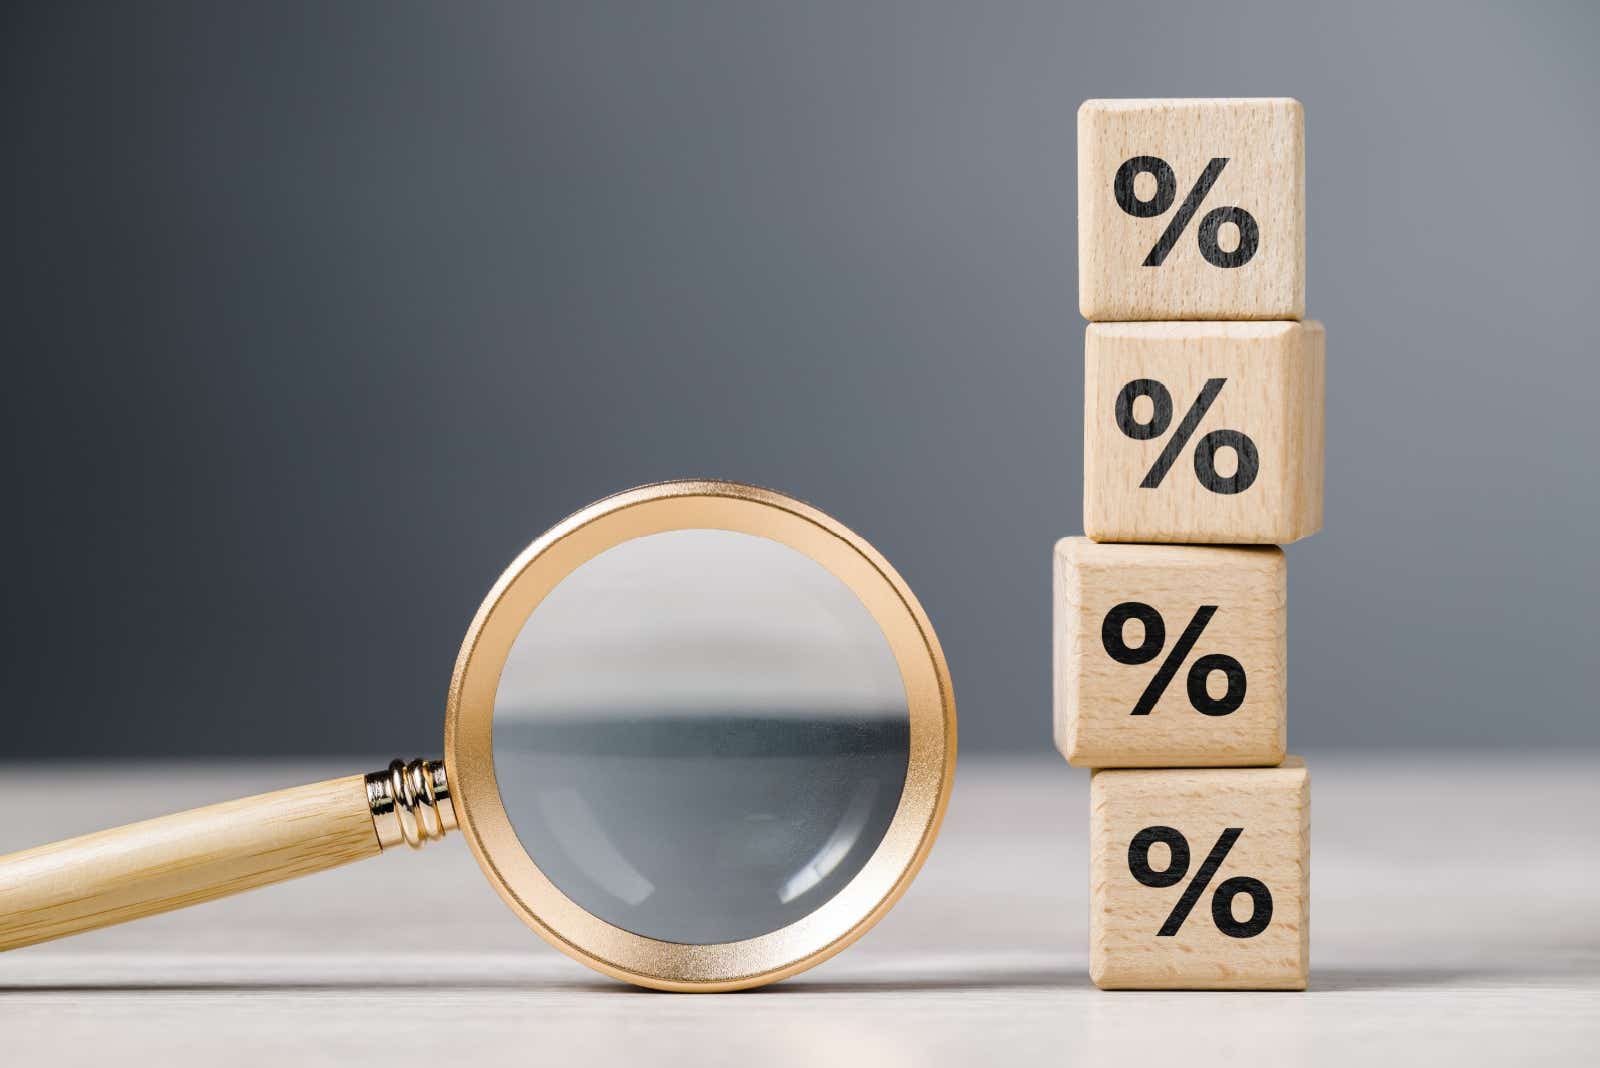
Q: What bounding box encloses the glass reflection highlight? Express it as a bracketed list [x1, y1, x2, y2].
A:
[493, 530, 910, 944]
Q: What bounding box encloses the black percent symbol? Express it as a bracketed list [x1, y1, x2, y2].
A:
[1113, 156, 1259, 268]
[1115, 377, 1260, 495]
[1101, 602, 1246, 717]
[1128, 826, 1273, 939]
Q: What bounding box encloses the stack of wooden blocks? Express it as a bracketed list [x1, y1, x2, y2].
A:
[1057, 99, 1322, 990]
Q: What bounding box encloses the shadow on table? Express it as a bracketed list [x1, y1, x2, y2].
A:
[1309, 965, 1598, 993]
[783, 964, 1597, 996]
[768, 966, 1090, 994]
[0, 966, 1085, 996]
[2, 964, 1586, 996]
[0, 976, 623, 995]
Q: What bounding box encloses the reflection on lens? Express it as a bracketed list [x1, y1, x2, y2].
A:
[492, 530, 910, 945]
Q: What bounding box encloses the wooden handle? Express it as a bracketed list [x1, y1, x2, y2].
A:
[0, 775, 381, 951]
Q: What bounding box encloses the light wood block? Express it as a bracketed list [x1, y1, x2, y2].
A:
[1054, 538, 1285, 768]
[1083, 321, 1324, 545]
[1079, 98, 1304, 321]
[1090, 760, 1310, 990]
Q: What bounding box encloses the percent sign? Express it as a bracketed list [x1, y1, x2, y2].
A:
[1101, 601, 1246, 717]
[1113, 156, 1258, 268]
[1116, 377, 1259, 495]
[1128, 826, 1273, 939]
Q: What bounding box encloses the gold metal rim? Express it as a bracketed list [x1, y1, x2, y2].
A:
[443, 480, 957, 991]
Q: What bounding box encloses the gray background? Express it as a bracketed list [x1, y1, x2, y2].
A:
[4, 1, 1596, 757]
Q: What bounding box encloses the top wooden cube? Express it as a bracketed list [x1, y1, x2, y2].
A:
[1079, 99, 1304, 321]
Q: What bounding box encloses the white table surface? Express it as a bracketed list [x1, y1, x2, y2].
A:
[2, 753, 1596, 1066]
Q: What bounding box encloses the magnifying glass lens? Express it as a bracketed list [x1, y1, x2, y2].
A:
[492, 529, 910, 944]
[0, 482, 947, 990]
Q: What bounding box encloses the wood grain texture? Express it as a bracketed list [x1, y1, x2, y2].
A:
[1083, 321, 1325, 544]
[1079, 98, 1304, 321]
[0, 775, 379, 951]
[1054, 538, 1286, 768]
[1090, 759, 1309, 990]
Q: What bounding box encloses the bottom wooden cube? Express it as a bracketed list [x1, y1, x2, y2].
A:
[1090, 759, 1309, 990]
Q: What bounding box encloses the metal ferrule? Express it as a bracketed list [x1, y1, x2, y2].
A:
[365, 758, 457, 850]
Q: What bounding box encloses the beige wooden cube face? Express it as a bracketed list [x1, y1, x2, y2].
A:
[1079, 98, 1304, 321]
[1090, 761, 1309, 990]
[1054, 538, 1285, 768]
[1083, 321, 1325, 545]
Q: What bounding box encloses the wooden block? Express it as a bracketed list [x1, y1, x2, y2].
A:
[1090, 760, 1309, 990]
[1079, 98, 1304, 321]
[1054, 538, 1285, 768]
[1083, 321, 1324, 545]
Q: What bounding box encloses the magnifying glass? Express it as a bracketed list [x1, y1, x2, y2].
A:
[0, 481, 956, 991]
